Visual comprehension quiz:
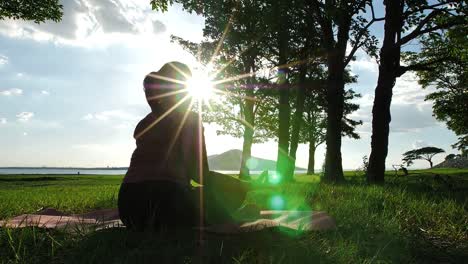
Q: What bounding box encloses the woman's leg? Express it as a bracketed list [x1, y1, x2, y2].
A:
[192, 171, 250, 224]
[118, 182, 150, 231]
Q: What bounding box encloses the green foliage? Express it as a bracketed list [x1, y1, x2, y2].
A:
[402, 147, 445, 168]
[405, 23, 468, 154]
[299, 84, 362, 147]
[0, 0, 63, 23]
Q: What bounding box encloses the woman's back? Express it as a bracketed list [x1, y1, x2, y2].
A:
[123, 109, 205, 186]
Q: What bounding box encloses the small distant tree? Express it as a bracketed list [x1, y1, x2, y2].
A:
[0, 0, 63, 23]
[445, 154, 457, 161]
[402, 147, 445, 168]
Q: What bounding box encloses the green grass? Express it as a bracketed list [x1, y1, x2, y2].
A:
[1, 169, 467, 263]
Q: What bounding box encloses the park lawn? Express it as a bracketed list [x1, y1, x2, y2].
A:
[0, 169, 467, 263]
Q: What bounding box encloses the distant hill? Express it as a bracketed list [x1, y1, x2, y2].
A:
[208, 149, 305, 171]
[434, 157, 468, 169]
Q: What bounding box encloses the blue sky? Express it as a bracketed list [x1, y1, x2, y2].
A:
[0, 0, 460, 169]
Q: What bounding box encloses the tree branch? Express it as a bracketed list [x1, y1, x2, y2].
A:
[397, 56, 451, 76]
[397, 9, 444, 45]
[403, 2, 449, 19]
[344, 15, 384, 66]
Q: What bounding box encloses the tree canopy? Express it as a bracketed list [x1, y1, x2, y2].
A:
[0, 0, 63, 23]
[406, 24, 468, 156]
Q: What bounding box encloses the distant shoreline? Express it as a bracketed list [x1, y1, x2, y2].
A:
[0, 167, 313, 175]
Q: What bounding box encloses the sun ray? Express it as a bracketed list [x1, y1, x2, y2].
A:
[146, 89, 189, 101]
[213, 87, 258, 102]
[275, 57, 313, 71]
[197, 99, 205, 238]
[207, 13, 234, 67]
[209, 41, 259, 80]
[147, 73, 187, 85]
[135, 95, 191, 139]
[211, 72, 253, 86]
[238, 117, 255, 131]
[164, 98, 195, 161]
[167, 61, 192, 80]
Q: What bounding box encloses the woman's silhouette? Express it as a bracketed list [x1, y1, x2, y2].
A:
[118, 62, 248, 231]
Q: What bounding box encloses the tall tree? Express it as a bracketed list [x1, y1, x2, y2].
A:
[367, 0, 466, 183]
[309, 0, 381, 182]
[283, 1, 322, 181]
[273, 0, 292, 181]
[0, 0, 62, 23]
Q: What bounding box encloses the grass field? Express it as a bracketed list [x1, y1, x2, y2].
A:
[1, 169, 467, 263]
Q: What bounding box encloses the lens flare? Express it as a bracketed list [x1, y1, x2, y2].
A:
[270, 195, 285, 210]
[268, 171, 281, 184]
[186, 75, 214, 101]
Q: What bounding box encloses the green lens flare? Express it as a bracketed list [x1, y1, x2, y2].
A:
[268, 171, 281, 184]
[246, 158, 259, 170]
[270, 195, 285, 210]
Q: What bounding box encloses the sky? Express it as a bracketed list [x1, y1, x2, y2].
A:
[0, 0, 460, 169]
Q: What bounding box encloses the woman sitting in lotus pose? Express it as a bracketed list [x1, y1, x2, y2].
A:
[118, 62, 248, 231]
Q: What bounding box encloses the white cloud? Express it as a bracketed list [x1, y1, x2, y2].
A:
[0, 88, 23, 96]
[0, 118, 6, 124]
[153, 20, 166, 34]
[350, 56, 378, 73]
[41, 90, 50, 95]
[0, 0, 169, 47]
[350, 71, 441, 135]
[412, 140, 429, 149]
[0, 54, 8, 65]
[16, 112, 34, 122]
[81, 113, 94, 121]
[91, 0, 136, 33]
[393, 72, 435, 107]
[82, 109, 138, 122]
[23, 132, 28, 136]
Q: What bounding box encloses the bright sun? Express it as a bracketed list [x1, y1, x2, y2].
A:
[186, 75, 215, 102]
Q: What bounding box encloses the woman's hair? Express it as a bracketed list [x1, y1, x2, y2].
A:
[143, 61, 192, 111]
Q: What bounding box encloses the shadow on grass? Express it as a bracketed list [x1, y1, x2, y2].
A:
[59, 227, 336, 264]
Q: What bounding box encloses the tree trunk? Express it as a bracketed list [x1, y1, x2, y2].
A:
[367, 0, 402, 184]
[307, 139, 316, 175]
[429, 160, 433, 168]
[275, 0, 290, 182]
[321, 11, 350, 183]
[276, 75, 291, 181]
[367, 71, 394, 183]
[287, 66, 307, 180]
[239, 99, 254, 180]
[323, 54, 345, 182]
[239, 61, 256, 180]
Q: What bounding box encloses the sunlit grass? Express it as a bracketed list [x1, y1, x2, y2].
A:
[0, 170, 467, 263]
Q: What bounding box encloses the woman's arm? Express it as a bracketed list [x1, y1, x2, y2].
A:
[185, 113, 209, 184]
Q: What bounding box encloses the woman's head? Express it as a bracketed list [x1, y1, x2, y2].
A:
[144, 61, 192, 112]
